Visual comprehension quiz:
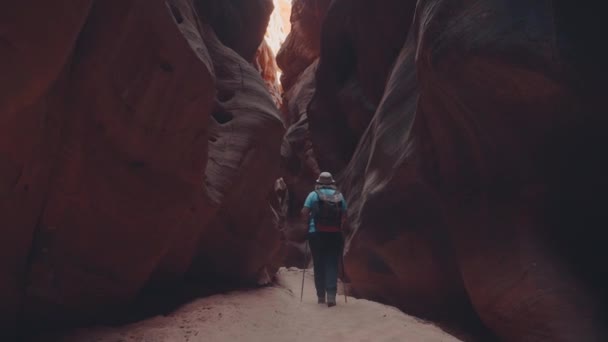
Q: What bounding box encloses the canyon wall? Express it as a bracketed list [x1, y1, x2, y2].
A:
[1, 0, 606, 340]
[275, 0, 330, 265]
[282, 0, 607, 340]
[0, 0, 284, 337]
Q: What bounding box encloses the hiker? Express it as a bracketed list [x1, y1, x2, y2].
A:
[301, 171, 347, 307]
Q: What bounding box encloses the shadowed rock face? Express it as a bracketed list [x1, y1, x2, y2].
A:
[284, 0, 607, 340]
[274, 0, 331, 266]
[278, 62, 321, 266]
[307, 0, 418, 173]
[0, 0, 283, 337]
[276, 0, 330, 93]
[339, 28, 468, 321]
[2, 0, 606, 340]
[194, 0, 274, 62]
[407, 1, 606, 340]
[254, 40, 283, 107]
[277, 0, 419, 278]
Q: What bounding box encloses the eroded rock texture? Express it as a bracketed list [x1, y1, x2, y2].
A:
[307, 0, 418, 172]
[278, 62, 321, 266]
[254, 40, 283, 107]
[274, 0, 331, 266]
[0, 0, 283, 337]
[408, 2, 606, 340]
[193, 0, 274, 62]
[285, 0, 607, 340]
[339, 29, 472, 324]
[276, 0, 330, 93]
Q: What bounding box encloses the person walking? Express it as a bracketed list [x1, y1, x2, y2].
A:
[301, 172, 347, 307]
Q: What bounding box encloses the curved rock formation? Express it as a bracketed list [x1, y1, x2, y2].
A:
[254, 40, 283, 108]
[276, 0, 330, 93]
[0, 0, 283, 337]
[409, 1, 606, 340]
[264, 0, 292, 58]
[339, 30, 472, 324]
[307, 0, 418, 173]
[278, 62, 321, 266]
[274, 0, 331, 266]
[0, 1, 94, 335]
[283, 0, 607, 340]
[185, 22, 284, 286]
[194, 0, 274, 62]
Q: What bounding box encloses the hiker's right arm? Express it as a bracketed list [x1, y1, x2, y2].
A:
[341, 197, 349, 232]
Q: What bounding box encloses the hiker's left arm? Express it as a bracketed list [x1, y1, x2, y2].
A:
[301, 192, 315, 221]
[301, 207, 310, 221]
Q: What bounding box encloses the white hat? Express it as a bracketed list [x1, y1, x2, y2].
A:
[316, 172, 335, 185]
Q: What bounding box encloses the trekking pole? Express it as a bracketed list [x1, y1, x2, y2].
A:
[300, 239, 309, 302]
[340, 223, 348, 304]
[341, 252, 348, 303]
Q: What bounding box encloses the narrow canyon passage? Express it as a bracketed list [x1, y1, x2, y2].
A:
[1, 1, 605, 341]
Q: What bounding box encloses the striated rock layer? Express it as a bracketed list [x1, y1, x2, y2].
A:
[193, 0, 274, 62]
[0, 0, 284, 337]
[307, 0, 418, 172]
[284, 0, 607, 340]
[274, 0, 331, 266]
[254, 40, 283, 108]
[276, 0, 330, 94]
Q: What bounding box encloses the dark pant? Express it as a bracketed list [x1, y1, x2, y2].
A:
[308, 232, 343, 300]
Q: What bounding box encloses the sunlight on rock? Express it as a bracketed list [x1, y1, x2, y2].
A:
[264, 0, 292, 84]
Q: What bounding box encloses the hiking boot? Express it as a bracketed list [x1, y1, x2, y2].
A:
[317, 296, 326, 304]
[327, 295, 336, 307]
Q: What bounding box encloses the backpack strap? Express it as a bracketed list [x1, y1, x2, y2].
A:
[315, 189, 342, 203]
[314, 189, 323, 202]
[312, 190, 322, 216]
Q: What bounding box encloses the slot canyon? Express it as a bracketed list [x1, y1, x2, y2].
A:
[1, 0, 605, 341]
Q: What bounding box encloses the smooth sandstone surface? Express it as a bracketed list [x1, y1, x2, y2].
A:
[282, 0, 607, 340]
[1, 0, 606, 341]
[0, 0, 284, 337]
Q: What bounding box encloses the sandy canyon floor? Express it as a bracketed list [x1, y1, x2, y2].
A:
[34, 268, 460, 342]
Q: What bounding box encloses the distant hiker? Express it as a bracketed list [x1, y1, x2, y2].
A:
[301, 172, 347, 307]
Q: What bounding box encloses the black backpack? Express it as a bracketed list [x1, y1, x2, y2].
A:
[313, 189, 344, 229]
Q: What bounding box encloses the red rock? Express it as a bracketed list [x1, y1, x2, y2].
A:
[194, 0, 274, 62]
[307, 0, 418, 173]
[185, 21, 284, 286]
[276, 0, 330, 92]
[0, 0, 283, 335]
[275, 0, 331, 267]
[334, 0, 607, 340]
[411, 1, 605, 340]
[283, 0, 606, 340]
[0, 1, 94, 334]
[254, 40, 283, 108]
[278, 62, 322, 266]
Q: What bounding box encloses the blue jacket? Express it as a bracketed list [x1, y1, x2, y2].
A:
[303, 187, 347, 233]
